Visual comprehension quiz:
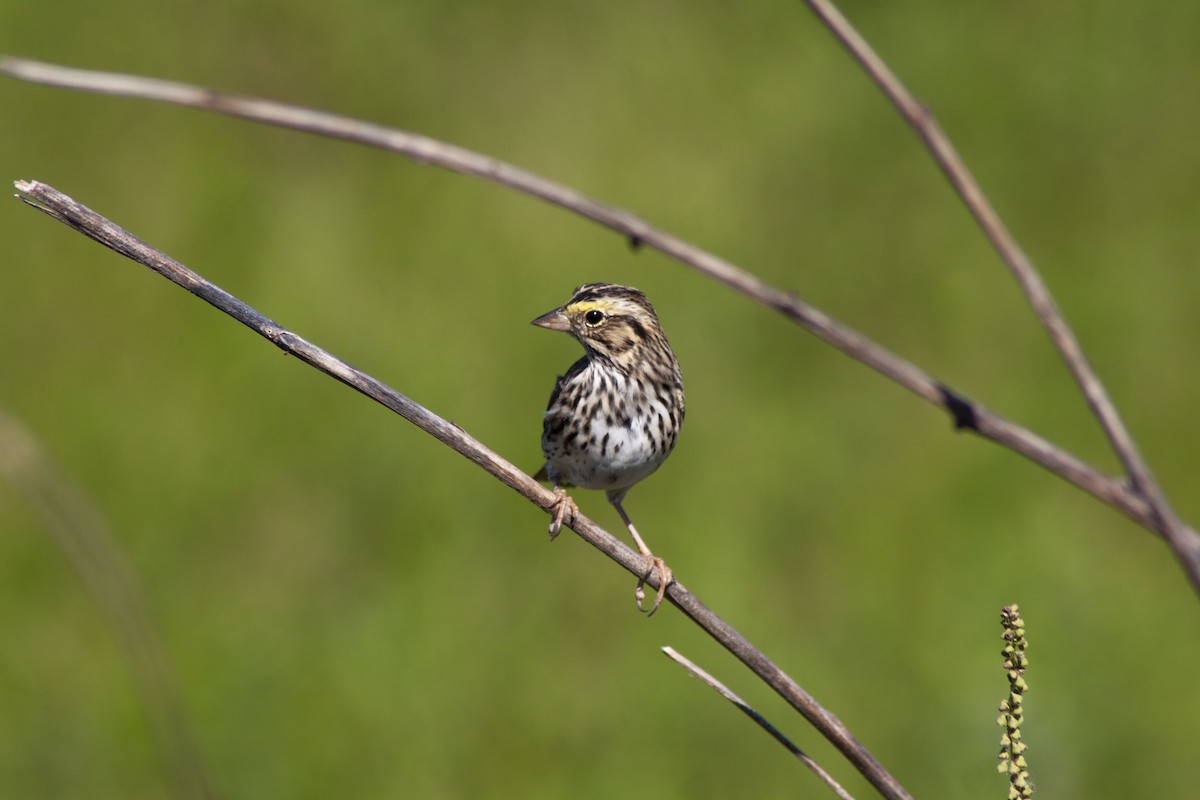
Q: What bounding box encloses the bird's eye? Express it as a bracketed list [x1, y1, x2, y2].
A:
[584, 309, 605, 326]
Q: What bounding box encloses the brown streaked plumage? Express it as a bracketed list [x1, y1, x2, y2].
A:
[532, 283, 684, 614]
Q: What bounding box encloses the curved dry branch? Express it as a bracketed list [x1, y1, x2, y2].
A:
[2, 56, 1195, 571]
[800, 0, 1199, 590]
[13, 180, 912, 800]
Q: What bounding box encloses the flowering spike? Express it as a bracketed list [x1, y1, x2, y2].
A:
[996, 605, 1033, 797]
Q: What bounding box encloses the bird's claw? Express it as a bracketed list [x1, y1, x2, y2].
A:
[547, 487, 578, 540]
[635, 556, 673, 616]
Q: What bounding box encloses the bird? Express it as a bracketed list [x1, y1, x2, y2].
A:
[531, 283, 685, 614]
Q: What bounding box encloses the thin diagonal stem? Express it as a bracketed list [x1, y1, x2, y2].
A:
[663, 647, 856, 800]
[800, 0, 1200, 592]
[0, 409, 216, 800]
[13, 180, 912, 800]
[3, 57, 1195, 568]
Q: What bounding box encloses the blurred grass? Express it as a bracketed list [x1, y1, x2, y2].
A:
[2, 1, 1200, 798]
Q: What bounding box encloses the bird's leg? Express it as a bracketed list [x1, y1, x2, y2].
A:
[612, 500, 673, 615]
[547, 485, 579, 540]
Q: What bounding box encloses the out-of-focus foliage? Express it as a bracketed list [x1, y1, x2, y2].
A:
[2, 2, 1199, 798]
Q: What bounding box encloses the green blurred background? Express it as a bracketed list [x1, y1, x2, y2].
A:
[2, 1, 1199, 798]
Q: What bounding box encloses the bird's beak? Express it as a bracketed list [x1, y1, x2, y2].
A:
[531, 307, 571, 332]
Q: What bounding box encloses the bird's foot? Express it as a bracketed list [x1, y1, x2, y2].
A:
[547, 487, 579, 540]
[635, 556, 673, 616]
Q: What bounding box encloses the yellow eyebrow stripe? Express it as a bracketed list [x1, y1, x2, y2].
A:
[567, 300, 608, 313]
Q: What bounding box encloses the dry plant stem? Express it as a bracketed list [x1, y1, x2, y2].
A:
[0, 408, 215, 800]
[800, 0, 1200, 591]
[3, 58, 1194, 565]
[13, 180, 911, 800]
[663, 647, 856, 800]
